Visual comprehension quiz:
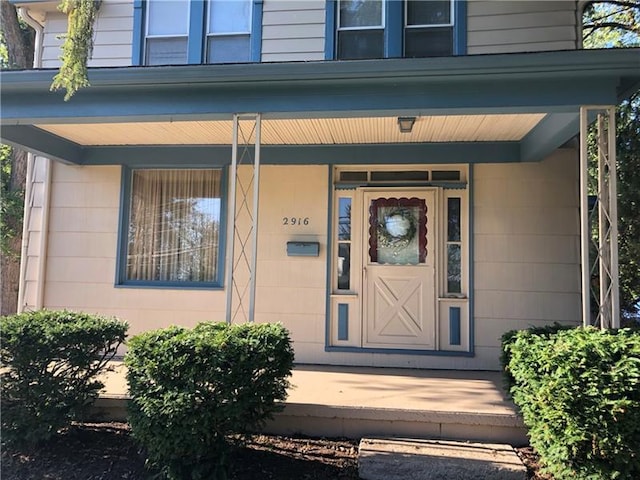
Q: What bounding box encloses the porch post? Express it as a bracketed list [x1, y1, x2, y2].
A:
[579, 106, 620, 329]
[225, 113, 262, 323]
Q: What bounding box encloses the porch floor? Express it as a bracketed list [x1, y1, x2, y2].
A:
[95, 363, 528, 446]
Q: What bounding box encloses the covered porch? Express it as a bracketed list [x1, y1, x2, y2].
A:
[1, 48, 639, 368]
[95, 362, 527, 445]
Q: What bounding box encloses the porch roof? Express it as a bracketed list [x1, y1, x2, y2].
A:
[1, 49, 638, 165]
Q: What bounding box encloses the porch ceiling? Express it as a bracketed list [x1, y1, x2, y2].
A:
[35, 114, 546, 146]
[2, 49, 638, 165]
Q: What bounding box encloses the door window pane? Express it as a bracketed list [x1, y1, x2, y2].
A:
[339, 0, 383, 28]
[338, 197, 352, 241]
[407, 0, 451, 26]
[338, 243, 351, 290]
[447, 197, 461, 242]
[447, 244, 462, 293]
[147, 0, 189, 36]
[208, 0, 251, 34]
[369, 197, 427, 265]
[126, 169, 222, 283]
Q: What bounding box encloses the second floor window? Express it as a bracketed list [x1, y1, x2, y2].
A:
[336, 0, 456, 60]
[144, 0, 254, 65]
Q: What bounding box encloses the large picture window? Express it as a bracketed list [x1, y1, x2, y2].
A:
[122, 169, 223, 287]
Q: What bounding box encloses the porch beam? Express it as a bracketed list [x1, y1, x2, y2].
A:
[520, 113, 579, 162]
[0, 125, 84, 164]
[71, 142, 522, 166]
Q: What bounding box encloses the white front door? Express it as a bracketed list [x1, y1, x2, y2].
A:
[362, 190, 437, 349]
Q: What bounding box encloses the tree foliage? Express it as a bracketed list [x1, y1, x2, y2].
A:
[583, 1, 640, 319]
[583, 0, 640, 47]
[50, 0, 101, 101]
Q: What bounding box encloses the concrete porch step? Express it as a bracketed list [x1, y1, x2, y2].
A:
[358, 438, 527, 480]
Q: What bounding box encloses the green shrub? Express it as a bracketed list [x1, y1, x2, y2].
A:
[0, 310, 128, 446]
[502, 326, 640, 480]
[125, 322, 294, 480]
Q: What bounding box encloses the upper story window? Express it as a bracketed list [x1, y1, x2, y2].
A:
[135, 0, 261, 66]
[330, 0, 466, 60]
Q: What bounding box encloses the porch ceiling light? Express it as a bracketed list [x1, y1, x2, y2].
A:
[397, 116, 416, 134]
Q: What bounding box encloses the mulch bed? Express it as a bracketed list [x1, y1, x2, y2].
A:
[1, 422, 359, 480]
[2, 422, 549, 479]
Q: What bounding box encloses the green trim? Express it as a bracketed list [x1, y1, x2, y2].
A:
[324, 167, 334, 349]
[131, 0, 144, 66]
[454, 0, 467, 55]
[0, 125, 83, 164]
[251, 0, 263, 62]
[324, 0, 336, 60]
[468, 163, 474, 355]
[75, 142, 519, 166]
[324, 346, 474, 357]
[338, 304, 349, 341]
[188, 0, 206, 64]
[449, 306, 461, 345]
[520, 113, 579, 162]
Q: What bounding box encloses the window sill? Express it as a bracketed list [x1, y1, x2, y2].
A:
[115, 282, 224, 291]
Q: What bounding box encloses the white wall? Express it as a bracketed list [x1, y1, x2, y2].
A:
[41, 0, 133, 68]
[467, 0, 578, 54]
[473, 149, 582, 365]
[261, 0, 326, 62]
[36, 0, 578, 68]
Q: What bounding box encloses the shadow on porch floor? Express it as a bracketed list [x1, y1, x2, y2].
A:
[94, 363, 527, 446]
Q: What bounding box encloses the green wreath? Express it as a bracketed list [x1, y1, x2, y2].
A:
[377, 208, 417, 250]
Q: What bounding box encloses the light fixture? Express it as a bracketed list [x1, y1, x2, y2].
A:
[397, 116, 416, 134]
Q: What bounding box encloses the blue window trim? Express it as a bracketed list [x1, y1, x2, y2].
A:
[115, 165, 228, 290]
[325, 0, 467, 60]
[132, 0, 262, 65]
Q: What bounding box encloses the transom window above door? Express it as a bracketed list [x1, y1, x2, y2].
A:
[136, 0, 262, 66]
[332, 0, 466, 60]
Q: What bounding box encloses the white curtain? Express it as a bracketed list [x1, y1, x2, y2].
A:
[127, 169, 221, 283]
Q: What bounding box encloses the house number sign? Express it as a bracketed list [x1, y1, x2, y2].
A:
[282, 217, 310, 226]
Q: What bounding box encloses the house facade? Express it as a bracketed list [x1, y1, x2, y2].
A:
[2, 0, 639, 370]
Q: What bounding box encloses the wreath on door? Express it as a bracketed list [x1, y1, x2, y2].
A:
[377, 208, 417, 249]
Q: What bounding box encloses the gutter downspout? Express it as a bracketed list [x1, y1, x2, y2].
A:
[16, 7, 48, 312]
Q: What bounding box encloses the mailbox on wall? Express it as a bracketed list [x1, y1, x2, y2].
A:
[286, 242, 320, 257]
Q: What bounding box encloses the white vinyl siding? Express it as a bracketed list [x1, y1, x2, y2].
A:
[262, 0, 326, 62]
[467, 0, 577, 54]
[41, 0, 133, 68]
[473, 149, 581, 364]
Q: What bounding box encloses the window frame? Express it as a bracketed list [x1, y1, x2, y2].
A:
[206, 0, 253, 63]
[326, 0, 466, 60]
[132, 0, 263, 66]
[116, 166, 228, 290]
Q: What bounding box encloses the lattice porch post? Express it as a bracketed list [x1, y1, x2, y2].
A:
[225, 114, 262, 323]
[579, 106, 620, 329]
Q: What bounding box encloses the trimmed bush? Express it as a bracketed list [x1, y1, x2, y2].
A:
[125, 322, 294, 480]
[0, 310, 128, 446]
[502, 326, 640, 480]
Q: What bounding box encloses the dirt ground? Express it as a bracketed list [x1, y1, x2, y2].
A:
[1, 422, 548, 480]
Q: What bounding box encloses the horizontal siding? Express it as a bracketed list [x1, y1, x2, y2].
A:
[473, 149, 581, 357]
[261, 0, 325, 62]
[467, 0, 577, 54]
[41, 0, 133, 68]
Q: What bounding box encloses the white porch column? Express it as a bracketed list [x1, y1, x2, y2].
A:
[225, 114, 262, 323]
[579, 106, 620, 329]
